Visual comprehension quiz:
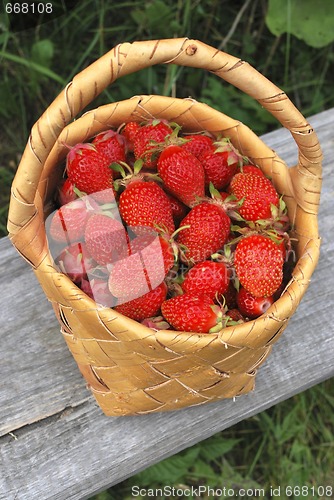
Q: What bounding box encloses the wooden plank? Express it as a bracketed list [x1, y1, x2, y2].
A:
[0, 240, 91, 437]
[0, 108, 333, 500]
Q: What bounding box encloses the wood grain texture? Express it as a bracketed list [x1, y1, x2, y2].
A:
[0, 108, 333, 500]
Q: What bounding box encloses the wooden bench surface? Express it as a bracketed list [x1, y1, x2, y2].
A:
[1, 108, 333, 500]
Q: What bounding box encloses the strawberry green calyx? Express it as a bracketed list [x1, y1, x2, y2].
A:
[141, 315, 171, 330]
[213, 138, 245, 166]
[208, 303, 244, 333]
[73, 186, 87, 199]
[249, 197, 290, 232]
[208, 304, 225, 333]
[112, 159, 163, 193]
[110, 158, 143, 178]
[66, 142, 97, 161]
[208, 183, 243, 220]
[211, 243, 234, 266]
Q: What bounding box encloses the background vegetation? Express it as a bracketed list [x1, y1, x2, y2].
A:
[1, 0, 333, 498]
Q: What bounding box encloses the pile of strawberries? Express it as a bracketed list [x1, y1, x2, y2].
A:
[47, 119, 293, 334]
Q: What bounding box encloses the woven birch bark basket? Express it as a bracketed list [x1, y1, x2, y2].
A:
[7, 38, 322, 416]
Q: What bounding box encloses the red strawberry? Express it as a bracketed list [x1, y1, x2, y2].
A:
[177, 202, 230, 264]
[92, 130, 126, 164]
[237, 287, 274, 319]
[226, 308, 245, 322]
[229, 172, 279, 221]
[200, 149, 239, 190]
[133, 120, 173, 169]
[115, 282, 167, 322]
[108, 233, 174, 300]
[89, 187, 117, 205]
[157, 145, 205, 207]
[181, 261, 229, 302]
[200, 138, 243, 189]
[166, 194, 189, 225]
[141, 315, 171, 330]
[81, 276, 116, 308]
[84, 213, 129, 265]
[48, 198, 93, 244]
[57, 178, 78, 206]
[223, 281, 238, 309]
[161, 293, 222, 333]
[234, 234, 284, 297]
[55, 242, 96, 283]
[66, 143, 114, 196]
[181, 134, 214, 158]
[118, 180, 175, 235]
[121, 121, 140, 151]
[239, 164, 265, 177]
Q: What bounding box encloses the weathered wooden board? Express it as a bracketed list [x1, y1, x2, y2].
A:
[0, 108, 333, 500]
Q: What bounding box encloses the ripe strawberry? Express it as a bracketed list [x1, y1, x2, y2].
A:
[199, 149, 239, 190]
[115, 282, 168, 321]
[166, 193, 189, 225]
[55, 242, 96, 283]
[181, 261, 229, 302]
[48, 198, 93, 244]
[89, 187, 117, 205]
[92, 130, 126, 164]
[66, 143, 114, 196]
[118, 180, 175, 235]
[237, 287, 274, 319]
[57, 178, 77, 206]
[223, 281, 238, 309]
[229, 172, 279, 221]
[108, 233, 174, 300]
[157, 145, 205, 207]
[129, 230, 175, 270]
[234, 234, 284, 297]
[81, 276, 116, 308]
[84, 213, 129, 265]
[141, 315, 171, 330]
[121, 121, 140, 151]
[239, 164, 265, 177]
[181, 134, 214, 158]
[161, 293, 222, 333]
[133, 120, 173, 169]
[226, 308, 245, 322]
[177, 202, 230, 264]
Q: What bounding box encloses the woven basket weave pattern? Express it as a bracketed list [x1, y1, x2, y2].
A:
[7, 39, 322, 416]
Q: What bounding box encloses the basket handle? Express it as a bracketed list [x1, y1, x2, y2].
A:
[8, 37, 322, 236]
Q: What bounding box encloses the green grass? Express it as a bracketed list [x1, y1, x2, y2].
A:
[1, 1, 333, 496]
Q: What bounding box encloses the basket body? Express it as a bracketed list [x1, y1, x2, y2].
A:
[7, 39, 322, 416]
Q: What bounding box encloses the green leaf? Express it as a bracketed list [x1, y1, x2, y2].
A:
[130, 0, 178, 38]
[191, 459, 218, 483]
[201, 77, 277, 135]
[266, 0, 334, 48]
[131, 446, 200, 486]
[0, 50, 65, 85]
[31, 39, 54, 69]
[198, 436, 240, 462]
[0, 81, 18, 118]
